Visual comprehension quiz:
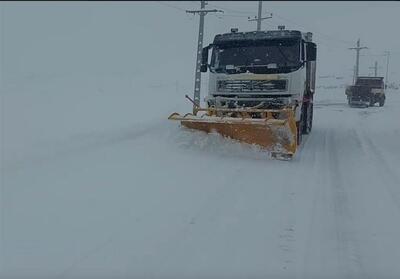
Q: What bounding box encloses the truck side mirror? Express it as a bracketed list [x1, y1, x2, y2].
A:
[200, 46, 209, 72]
[306, 42, 317, 61]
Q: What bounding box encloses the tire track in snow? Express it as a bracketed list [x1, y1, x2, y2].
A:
[326, 128, 369, 279]
[274, 132, 316, 274]
[270, 127, 320, 275]
[276, 180, 296, 273]
[300, 128, 330, 278]
[356, 128, 400, 211]
[301, 125, 368, 279]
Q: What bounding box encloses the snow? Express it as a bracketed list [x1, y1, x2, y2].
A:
[2, 72, 400, 278]
[2, 3, 400, 279]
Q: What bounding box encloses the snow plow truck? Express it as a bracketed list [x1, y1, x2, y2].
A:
[169, 27, 317, 160]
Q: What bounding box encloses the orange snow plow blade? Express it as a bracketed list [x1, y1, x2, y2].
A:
[168, 107, 298, 159]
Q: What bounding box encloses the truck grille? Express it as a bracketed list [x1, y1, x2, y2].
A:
[217, 79, 287, 92]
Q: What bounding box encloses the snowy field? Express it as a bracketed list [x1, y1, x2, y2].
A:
[2, 72, 400, 278]
[2, 2, 400, 279]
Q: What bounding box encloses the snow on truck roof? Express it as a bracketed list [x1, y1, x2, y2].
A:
[213, 30, 312, 45]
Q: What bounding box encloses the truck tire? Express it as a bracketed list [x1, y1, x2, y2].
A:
[297, 121, 303, 145]
[309, 103, 313, 132]
[297, 102, 308, 144]
[303, 103, 313, 135]
[379, 98, 385, 107]
[369, 100, 375, 107]
[301, 104, 307, 135]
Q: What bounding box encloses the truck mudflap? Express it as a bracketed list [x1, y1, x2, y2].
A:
[168, 107, 298, 159]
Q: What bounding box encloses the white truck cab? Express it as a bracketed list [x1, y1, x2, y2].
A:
[201, 27, 317, 139]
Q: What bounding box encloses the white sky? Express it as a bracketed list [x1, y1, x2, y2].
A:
[1, 1, 399, 86]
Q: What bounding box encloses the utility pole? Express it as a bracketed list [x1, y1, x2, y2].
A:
[248, 1, 272, 31]
[384, 51, 390, 87]
[347, 67, 356, 84]
[369, 61, 379, 77]
[257, 1, 262, 31]
[186, 1, 223, 113]
[348, 39, 368, 83]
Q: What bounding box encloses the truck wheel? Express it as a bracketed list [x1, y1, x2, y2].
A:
[303, 103, 312, 135]
[309, 104, 313, 132]
[297, 103, 307, 145]
[297, 121, 303, 145]
[301, 104, 307, 135]
[379, 98, 385, 107]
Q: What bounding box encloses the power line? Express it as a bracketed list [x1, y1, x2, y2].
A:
[156, 1, 188, 12]
[361, 54, 385, 57]
[159, 2, 388, 54]
[207, 3, 254, 15]
[270, 16, 345, 49]
[247, 1, 272, 31]
[368, 61, 381, 77]
[384, 51, 390, 85]
[349, 39, 368, 82]
[211, 11, 340, 50]
[188, 1, 200, 6]
[273, 13, 354, 47]
[206, 3, 361, 48]
[214, 14, 250, 18]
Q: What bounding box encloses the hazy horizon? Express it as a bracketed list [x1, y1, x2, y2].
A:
[2, 1, 399, 87]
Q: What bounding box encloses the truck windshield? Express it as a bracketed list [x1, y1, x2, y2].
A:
[210, 39, 301, 74]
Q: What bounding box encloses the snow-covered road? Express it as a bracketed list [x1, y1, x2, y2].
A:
[2, 75, 400, 278]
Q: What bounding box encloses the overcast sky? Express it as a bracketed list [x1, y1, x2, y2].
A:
[1, 1, 399, 87]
